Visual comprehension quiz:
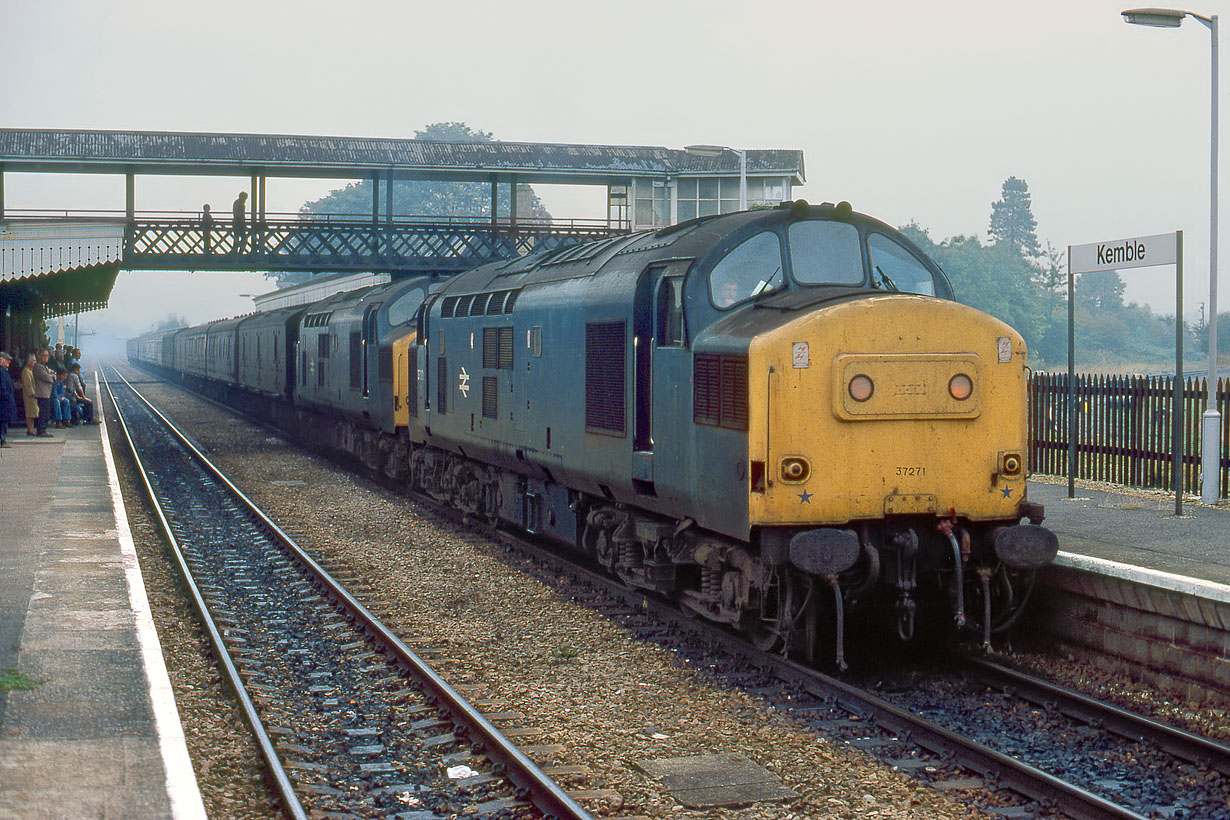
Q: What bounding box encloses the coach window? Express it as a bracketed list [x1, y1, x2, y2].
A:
[867, 232, 937, 296]
[789, 220, 863, 286]
[709, 231, 784, 309]
[656, 277, 685, 346]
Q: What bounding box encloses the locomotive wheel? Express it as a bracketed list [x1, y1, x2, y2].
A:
[743, 612, 786, 652]
[742, 581, 793, 653]
[593, 531, 617, 570]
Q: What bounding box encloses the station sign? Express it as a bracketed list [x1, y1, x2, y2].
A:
[1069, 232, 1178, 274]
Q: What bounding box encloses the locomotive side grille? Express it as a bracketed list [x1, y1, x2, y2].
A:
[694, 353, 748, 430]
[693, 353, 722, 426]
[378, 347, 392, 381]
[436, 356, 448, 414]
[483, 326, 515, 369]
[470, 293, 491, 316]
[498, 326, 514, 369]
[486, 292, 507, 315]
[349, 332, 362, 390]
[441, 296, 458, 318]
[407, 347, 418, 418]
[720, 356, 749, 430]
[585, 320, 626, 435]
[482, 376, 498, 419]
[482, 327, 500, 369]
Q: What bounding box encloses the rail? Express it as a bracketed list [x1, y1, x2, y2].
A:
[106, 367, 594, 820]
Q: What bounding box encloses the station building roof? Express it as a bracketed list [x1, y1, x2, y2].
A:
[0, 129, 806, 185]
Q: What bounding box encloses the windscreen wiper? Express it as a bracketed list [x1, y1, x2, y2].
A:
[874, 265, 899, 291]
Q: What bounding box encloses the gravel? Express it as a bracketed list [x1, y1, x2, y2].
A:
[102, 387, 281, 820]
[114, 371, 996, 820]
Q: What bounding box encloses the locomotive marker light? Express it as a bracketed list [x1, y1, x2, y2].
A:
[1122, 8, 1220, 504]
[1068, 231, 1184, 514]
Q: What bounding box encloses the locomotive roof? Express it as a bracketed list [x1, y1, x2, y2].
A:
[442, 202, 912, 293]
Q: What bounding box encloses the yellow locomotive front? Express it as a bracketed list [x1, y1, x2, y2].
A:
[740, 293, 1058, 656]
[749, 295, 1029, 526]
[672, 203, 1058, 663]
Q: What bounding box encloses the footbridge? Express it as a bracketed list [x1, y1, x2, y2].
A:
[0, 128, 805, 348]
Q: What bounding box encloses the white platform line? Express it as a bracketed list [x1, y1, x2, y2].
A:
[1056, 551, 1230, 605]
[96, 372, 208, 820]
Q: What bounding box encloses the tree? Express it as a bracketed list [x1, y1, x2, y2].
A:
[153, 313, 188, 331]
[989, 176, 1041, 259]
[1075, 270, 1126, 312]
[301, 122, 551, 221]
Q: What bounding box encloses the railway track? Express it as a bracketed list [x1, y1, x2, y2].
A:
[119, 362, 1230, 820]
[489, 541, 1230, 820]
[104, 369, 595, 820]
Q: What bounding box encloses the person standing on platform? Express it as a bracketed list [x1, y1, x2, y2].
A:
[0, 351, 15, 447]
[232, 191, 248, 254]
[201, 203, 214, 254]
[20, 354, 37, 436]
[20, 354, 38, 436]
[31, 348, 55, 437]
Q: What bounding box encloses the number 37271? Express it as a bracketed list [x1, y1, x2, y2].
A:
[895, 466, 926, 477]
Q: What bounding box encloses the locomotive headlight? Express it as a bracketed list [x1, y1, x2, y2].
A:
[780, 457, 810, 483]
[848, 374, 874, 402]
[1002, 453, 1022, 475]
[948, 373, 974, 401]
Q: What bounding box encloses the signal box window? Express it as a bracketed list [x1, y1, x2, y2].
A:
[868, 233, 937, 296]
[709, 231, 784, 309]
[788, 220, 863, 286]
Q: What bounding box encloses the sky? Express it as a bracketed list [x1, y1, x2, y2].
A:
[2, 0, 1227, 342]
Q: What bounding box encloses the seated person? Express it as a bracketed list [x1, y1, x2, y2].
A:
[51, 369, 71, 428]
[67, 364, 95, 424]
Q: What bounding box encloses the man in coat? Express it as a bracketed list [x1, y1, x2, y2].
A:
[20, 353, 38, 436]
[232, 191, 248, 254]
[0, 351, 15, 447]
[31, 348, 55, 437]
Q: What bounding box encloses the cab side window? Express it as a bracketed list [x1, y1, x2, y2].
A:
[708, 231, 784, 309]
[656, 276, 685, 346]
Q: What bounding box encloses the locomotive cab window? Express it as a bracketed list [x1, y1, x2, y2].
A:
[788, 220, 863, 286]
[656, 276, 685, 346]
[388, 289, 424, 327]
[709, 230, 784, 309]
[867, 233, 937, 296]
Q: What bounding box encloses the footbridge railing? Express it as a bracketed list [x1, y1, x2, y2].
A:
[122, 214, 625, 272]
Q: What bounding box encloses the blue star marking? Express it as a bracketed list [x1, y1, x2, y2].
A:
[1001, 487, 1013, 498]
[799, 490, 813, 504]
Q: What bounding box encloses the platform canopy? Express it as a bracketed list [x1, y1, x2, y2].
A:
[0, 219, 124, 318]
[0, 129, 806, 185]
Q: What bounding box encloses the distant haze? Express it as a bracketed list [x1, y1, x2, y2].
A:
[6, 0, 1226, 340]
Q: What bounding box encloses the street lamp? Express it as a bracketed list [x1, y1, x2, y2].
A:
[684, 144, 748, 211]
[1123, 7, 1221, 503]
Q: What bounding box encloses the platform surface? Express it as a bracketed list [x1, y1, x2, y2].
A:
[1028, 479, 1230, 587]
[0, 389, 205, 820]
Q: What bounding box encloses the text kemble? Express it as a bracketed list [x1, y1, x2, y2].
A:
[1096, 241, 1147, 266]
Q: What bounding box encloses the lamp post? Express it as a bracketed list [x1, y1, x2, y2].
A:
[1123, 7, 1221, 503]
[684, 144, 748, 211]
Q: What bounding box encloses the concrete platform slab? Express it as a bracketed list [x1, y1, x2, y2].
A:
[0, 377, 205, 820]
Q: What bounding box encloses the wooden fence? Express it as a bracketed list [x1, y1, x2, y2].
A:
[1029, 373, 1230, 499]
